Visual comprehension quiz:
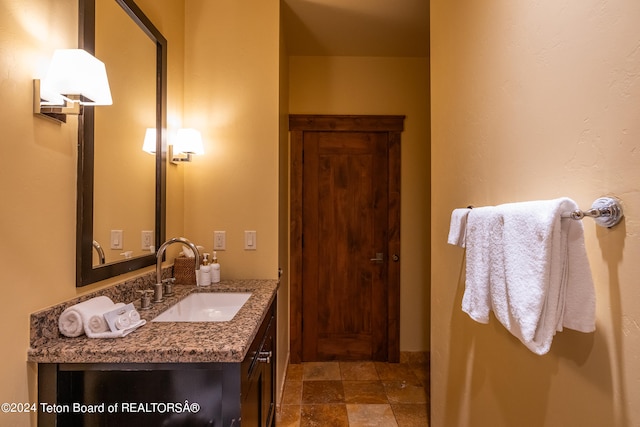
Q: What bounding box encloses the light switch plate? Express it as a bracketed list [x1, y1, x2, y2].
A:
[244, 230, 257, 250]
[110, 230, 123, 250]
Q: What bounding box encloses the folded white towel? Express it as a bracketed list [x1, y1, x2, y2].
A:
[462, 198, 595, 355]
[447, 208, 472, 247]
[59, 296, 117, 338]
[85, 319, 147, 339]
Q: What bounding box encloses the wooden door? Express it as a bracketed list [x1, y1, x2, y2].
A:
[290, 115, 403, 363]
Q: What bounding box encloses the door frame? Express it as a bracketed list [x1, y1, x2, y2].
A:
[289, 114, 404, 363]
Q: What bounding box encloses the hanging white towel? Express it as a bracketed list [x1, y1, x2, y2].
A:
[461, 198, 595, 355]
[460, 206, 503, 324]
[447, 208, 472, 247]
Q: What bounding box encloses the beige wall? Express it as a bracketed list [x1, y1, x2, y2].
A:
[289, 56, 431, 351]
[182, 0, 279, 280]
[0, 1, 185, 425]
[432, 1, 640, 426]
[182, 0, 286, 399]
[278, 15, 291, 403]
[1, 1, 78, 425]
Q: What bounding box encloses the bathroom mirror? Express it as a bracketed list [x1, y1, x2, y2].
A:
[76, 0, 167, 287]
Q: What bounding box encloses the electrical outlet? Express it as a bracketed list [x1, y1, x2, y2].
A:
[214, 231, 226, 250]
[141, 230, 153, 250]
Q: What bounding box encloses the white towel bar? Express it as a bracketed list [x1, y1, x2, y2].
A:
[562, 196, 623, 228]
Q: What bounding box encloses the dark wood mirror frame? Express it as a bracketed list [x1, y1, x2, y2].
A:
[76, 0, 167, 287]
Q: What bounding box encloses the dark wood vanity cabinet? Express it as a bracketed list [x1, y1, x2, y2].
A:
[37, 299, 276, 427]
[241, 300, 276, 427]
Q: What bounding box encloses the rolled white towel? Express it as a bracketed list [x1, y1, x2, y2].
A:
[58, 309, 84, 337]
[87, 315, 108, 334]
[129, 309, 141, 323]
[86, 302, 126, 334]
[58, 296, 117, 338]
[115, 314, 131, 330]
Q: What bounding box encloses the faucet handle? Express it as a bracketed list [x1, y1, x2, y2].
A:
[162, 278, 176, 296]
[137, 290, 153, 310]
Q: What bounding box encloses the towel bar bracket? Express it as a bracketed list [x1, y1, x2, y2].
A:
[565, 196, 623, 228]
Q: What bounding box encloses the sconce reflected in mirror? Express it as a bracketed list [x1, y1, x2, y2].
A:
[142, 128, 156, 154]
[33, 49, 112, 123]
[171, 128, 204, 163]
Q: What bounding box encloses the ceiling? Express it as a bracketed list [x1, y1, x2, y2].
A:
[281, 0, 429, 57]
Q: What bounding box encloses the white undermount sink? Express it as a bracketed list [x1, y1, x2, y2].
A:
[152, 292, 252, 322]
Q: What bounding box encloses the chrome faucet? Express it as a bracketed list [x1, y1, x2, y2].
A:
[92, 240, 106, 265]
[155, 237, 201, 302]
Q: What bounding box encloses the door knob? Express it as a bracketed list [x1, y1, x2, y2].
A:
[370, 253, 384, 263]
[392, 254, 399, 262]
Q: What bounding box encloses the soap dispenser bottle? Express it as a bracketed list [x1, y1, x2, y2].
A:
[199, 253, 212, 287]
[211, 251, 220, 283]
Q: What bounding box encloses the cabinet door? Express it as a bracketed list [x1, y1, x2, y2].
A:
[48, 366, 228, 426]
[260, 320, 275, 427]
[242, 361, 260, 425]
[241, 301, 276, 427]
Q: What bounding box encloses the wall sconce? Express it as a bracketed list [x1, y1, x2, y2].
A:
[142, 128, 156, 154]
[171, 128, 204, 163]
[34, 49, 112, 123]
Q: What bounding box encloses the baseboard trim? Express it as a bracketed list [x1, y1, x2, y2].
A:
[276, 352, 291, 412]
[399, 351, 430, 364]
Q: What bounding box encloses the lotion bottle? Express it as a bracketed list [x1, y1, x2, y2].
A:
[211, 251, 220, 283]
[199, 253, 212, 286]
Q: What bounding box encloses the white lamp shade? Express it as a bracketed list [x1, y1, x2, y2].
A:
[142, 128, 156, 154]
[41, 49, 112, 106]
[175, 128, 204, 155]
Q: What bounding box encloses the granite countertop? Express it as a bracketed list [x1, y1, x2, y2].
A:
[28, 279, 278, 364]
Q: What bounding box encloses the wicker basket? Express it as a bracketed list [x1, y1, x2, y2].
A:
[173, 256, 197, 285]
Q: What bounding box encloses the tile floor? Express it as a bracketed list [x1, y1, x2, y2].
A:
[276, 356, 430, 426]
